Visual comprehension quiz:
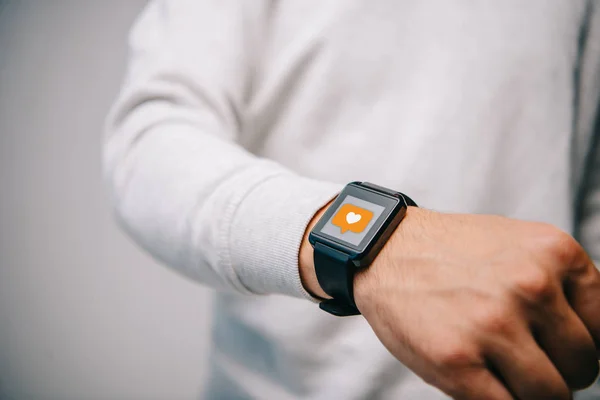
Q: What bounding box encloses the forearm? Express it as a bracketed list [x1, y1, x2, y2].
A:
[105, 0, 343, 298]
[105, 117, 341, 296]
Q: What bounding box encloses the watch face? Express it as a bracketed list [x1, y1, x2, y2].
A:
[311, 183, 401, 253]
[319, 195, 385, 246]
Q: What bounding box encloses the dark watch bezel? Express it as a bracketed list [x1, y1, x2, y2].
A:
[308, 181, 409, 268]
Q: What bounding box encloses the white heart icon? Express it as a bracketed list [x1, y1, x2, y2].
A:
[346, 211, 362, 224]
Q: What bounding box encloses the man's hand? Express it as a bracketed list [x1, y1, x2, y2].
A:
[300, 207, 600, 399]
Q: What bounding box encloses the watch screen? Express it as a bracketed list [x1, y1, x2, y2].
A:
[319, 195, 386, 246]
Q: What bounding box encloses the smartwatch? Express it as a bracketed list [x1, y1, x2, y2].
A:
[308, 182, 417, 316]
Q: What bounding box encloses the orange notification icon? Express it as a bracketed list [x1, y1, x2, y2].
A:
[331, 204, 373, 234]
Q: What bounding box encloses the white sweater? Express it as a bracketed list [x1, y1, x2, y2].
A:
[104, 1, 600, 398]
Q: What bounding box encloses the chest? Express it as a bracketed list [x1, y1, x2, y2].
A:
[244, 0, 588, 221]
[248, 1, 583, 147]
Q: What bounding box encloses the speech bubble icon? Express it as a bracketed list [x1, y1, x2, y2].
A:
[331, 203, 374, 234]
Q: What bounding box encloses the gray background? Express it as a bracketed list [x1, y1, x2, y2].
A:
[1, 2, 598, 400]
[0, 2, 212, 399]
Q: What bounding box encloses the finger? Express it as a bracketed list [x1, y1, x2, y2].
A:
[446, 367, 515, 400]
[534, 296, 599, 390]
[588, 362, 600, 390]
[487, 329, 571, 400]
[563, 256, 600, 357]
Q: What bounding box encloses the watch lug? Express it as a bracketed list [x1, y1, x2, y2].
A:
[360, 181, 397, 197]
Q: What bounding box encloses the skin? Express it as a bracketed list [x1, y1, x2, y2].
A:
[299, 205, 600, 400]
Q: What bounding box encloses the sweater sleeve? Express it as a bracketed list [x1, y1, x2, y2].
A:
[580, 136, 600, 269]
[102, 0, 341, 300]
[577, 4, 600, 271]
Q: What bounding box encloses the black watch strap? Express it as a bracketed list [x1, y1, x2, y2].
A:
[312, 183, 417, 317]
[313, 242, 361, 316]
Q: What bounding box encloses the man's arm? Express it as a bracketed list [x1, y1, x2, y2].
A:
[300, 202, 600, 400]
[103, 0, 340, 299]
[107, 2, 600, 399]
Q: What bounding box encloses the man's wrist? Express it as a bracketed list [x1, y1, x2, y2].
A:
[353, 206, 421, 312]
[300, 200, 423, 306]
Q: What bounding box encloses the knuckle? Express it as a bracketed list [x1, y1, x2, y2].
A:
[428, 345, 485, 399]
[536, 224, 580, 264]
[433, 344, 479, 371]
[512, 266, 557, 303]
[440, 369, 488, 400]
[473, 306, 513, 335]
[443, 377, 471, 399]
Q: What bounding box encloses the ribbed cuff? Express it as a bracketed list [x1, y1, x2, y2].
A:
[223, 174, 342, 300]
